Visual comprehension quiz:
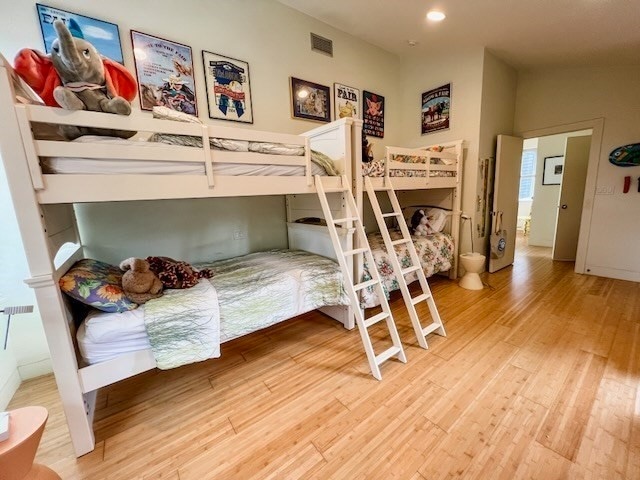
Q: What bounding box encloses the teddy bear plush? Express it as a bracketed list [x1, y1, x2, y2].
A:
[409, 209, 433, 237]
[120, 258, 163, 304]
[14, 19, 137, 139]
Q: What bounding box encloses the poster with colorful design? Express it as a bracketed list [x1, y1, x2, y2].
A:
[36, 3, 124, 64]
[363, 91, 384, 138]
[131, 31, 197, 116]
[202, 51, 253, 123]
[421, 83, 451, 134]
[334, 83, 360, 120]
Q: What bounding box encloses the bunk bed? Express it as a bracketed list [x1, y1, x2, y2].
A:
[0, 55, 358, 456]
[351, 121, 463, 308]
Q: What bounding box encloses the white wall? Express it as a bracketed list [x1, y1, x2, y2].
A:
[0, 0, 403, 399]
[477, 51, 518, 254]
[515, 66, 639, 281]
[398, 47, 485, 255]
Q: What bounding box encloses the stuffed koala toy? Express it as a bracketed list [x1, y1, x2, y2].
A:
[409, 209, 433, 237]
[120, 258, 163, 304]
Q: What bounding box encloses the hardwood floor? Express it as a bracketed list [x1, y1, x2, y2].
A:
[10, 237, 640, 479]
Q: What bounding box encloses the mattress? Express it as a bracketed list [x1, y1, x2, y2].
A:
[40, 135, 333, 176]
[77, 250, 348, 365]
[362, 160, 456, 178]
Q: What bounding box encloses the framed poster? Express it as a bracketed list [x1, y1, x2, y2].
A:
[334, 83, 360, 120]
[421, 83, 451, 135]
[131, 31, 197, 115]
[290, 77, 331, 122]
[202, 51, 253, 123]
[36, 3, 124, 64]
[543, 156, 564, 185]
[363, 91, 385, 138]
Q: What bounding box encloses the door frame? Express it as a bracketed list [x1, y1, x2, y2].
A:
[517, 118, 604, 274]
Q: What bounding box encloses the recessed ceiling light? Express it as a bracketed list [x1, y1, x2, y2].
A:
[426, 10, 446, 22]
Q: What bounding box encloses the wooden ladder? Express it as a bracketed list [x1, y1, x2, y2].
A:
[364, 176, 446, 349]
[315, 175, 406, 380]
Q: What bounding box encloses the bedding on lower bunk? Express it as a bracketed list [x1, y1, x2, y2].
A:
[77, 249, 348, 366]
[40, 135, 339, 176]
[360, 231, 454, 308]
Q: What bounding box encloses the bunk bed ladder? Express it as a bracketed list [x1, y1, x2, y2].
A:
[315, 175, 406, 380]
[364, 176, 446, 350]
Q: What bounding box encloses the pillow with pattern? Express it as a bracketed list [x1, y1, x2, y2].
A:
[59, 259, 138, 313]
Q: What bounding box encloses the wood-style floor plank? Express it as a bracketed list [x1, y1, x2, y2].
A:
[8, 234, 640, 479]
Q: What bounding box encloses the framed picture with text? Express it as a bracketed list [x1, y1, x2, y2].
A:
[363, 90, 384, 138]
[202, 50, 253, 123]
[36, 3, 124, 64]
[131, 30, 197, 115]
[421, 83, 451, 135]
[333, 83, 360, 120]
[290, 77, 331, 122]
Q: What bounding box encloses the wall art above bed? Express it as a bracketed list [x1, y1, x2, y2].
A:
[421, 83, 451, 135]
[334, 83, 360, 120]
[290, 77, 331, 123]
[363, 90, 384, 138]
[202, 50, 253, 124]
[131, 30, 198, 116]
[36, 3, 124, 64]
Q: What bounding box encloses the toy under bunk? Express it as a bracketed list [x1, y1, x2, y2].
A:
[353, 128, 463, 308]
[0, 56, 358, 457]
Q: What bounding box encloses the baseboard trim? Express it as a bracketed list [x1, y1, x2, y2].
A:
[17, 358, 53, 380]
[585, 265, 640, 283]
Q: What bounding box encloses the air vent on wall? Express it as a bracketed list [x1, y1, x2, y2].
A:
[310, 33, 333, 57]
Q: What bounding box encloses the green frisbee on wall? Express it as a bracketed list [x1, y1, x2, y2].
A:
[609, 143, 640, 167]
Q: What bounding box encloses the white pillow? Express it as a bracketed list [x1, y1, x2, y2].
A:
[426, 208, 448, 232]
[152, 106, 203, 124]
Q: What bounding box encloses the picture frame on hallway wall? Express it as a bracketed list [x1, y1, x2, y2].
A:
[131, 30, 198, 116]
[202, 51, 253, 124]
[333, 83, 360, 120]
[291, 77, 331, 122]
[543, 156, 564, 185]
[421, 83, 451, 135]
[36, 3, 124, 64]
[362, 90, 385, 138]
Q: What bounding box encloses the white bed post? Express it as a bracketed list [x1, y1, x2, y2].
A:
[350, 120, 364, 290]
[449, 141, 463, 279]
[0, 58, 95, 456]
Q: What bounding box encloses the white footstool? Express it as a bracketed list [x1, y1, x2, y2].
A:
[459, 253, 485, 290]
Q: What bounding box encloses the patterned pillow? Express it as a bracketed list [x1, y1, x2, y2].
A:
[59, 259, 138, 313]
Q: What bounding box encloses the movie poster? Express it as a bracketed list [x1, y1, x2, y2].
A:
[421, 83, 451, 134]
[131, 31, 197, 116]
[363, 90, 384, 138]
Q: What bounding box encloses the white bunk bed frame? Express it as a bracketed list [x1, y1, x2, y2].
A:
[0, 56, 356, 457]
[349, 122, 464, 283]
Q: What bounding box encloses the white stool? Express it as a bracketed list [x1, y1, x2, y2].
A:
[459, 253, 485, 290]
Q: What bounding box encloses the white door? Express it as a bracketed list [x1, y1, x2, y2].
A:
[489, 135, 523, 273]
[552, 136, 591, 261]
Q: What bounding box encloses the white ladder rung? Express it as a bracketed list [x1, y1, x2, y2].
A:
[363, 311, 389, 328]
[354, 279, 378, 291]
[334, 216, 359, 223]
[391, 238, 411, 246]
[401, 265, 421, 275]
[382, 212, 402, 218]
[422, 322, 442, 336]
[411, 293, 431, 305]
[343, 247, 368, 257]
[375, 346, 403, 365]
[322, 187, 347, 193]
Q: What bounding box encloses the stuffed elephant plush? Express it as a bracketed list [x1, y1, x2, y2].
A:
[15, 19, 137, 139]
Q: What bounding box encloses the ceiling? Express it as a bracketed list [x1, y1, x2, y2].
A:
[278, 0, 640, 70]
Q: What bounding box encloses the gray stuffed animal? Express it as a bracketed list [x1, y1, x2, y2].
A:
[48, 20, 137, 139]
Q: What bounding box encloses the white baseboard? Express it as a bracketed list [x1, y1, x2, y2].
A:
[585, 265, 640, 283]
[17, 358, 53, 380]
[0, 369, 21, 410]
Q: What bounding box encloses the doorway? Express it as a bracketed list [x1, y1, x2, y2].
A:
[516, 129, 592, 260]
